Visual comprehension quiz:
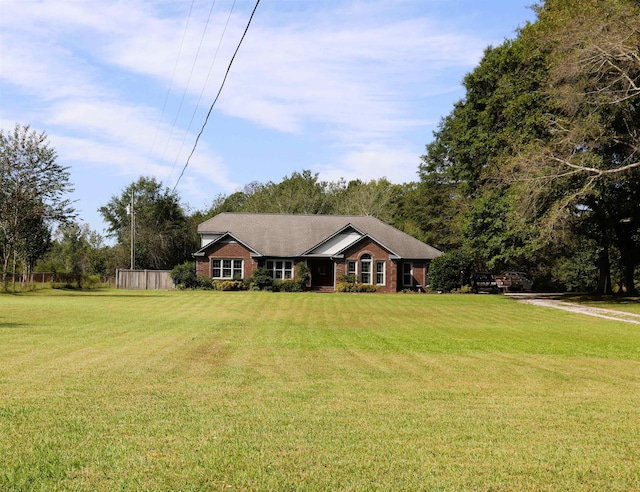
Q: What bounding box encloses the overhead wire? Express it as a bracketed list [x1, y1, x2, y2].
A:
[142, 0, 196, 177]
[166, 0, 237, 185]
[172, 0, 261, 193]
[158, 0, 220, 170]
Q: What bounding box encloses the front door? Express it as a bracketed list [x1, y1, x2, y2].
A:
[309, 259, 334, 287]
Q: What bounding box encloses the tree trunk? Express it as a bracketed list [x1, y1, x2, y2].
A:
[596, 245, 613, 295]
[614, 221, 638, 295]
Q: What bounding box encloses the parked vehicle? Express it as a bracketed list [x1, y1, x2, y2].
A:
[495, 272, 533, 292]
[471, 272, 499, 294]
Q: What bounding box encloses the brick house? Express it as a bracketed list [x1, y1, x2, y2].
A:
[193, 213, 442, 293]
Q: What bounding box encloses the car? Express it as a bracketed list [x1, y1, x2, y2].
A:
[495, 271, 533, 292]
[471, 272, 499, 293]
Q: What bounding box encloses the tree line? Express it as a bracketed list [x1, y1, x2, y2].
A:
[2, 0, 638, 293]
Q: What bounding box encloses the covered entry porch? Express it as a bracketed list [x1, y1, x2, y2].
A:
[307, 258, 335, 292]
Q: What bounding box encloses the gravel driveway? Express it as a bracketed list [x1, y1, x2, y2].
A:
[508, 293, 640, 325]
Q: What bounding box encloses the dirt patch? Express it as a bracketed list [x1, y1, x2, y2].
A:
[508, 294, 640, 325]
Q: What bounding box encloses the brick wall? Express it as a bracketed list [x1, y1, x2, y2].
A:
[195, 241, 257, 279]
[341, 238, 399, 293]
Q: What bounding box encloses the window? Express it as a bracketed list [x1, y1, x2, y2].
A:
[212, 259, 243, 279]
[403, 262, 413, 287]
[375, 261, 386, 285]
[347, 260, 357, 277]
[266, 260, 293, 279]
[360, 254, 372, 284]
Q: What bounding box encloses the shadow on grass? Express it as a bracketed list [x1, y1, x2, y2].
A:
[48, 289, 170, 298]
[2, 288, 170, 298]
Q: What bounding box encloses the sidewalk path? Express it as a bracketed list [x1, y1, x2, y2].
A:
[508, 294, 640, 325]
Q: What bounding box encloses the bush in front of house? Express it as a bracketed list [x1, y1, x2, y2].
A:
[336, 282, 378, 293]
[428, 251, 473, 293]
[273, 279, 304, 292]
[335, 273, 378, 293]
[212, 279, 247, 291]
[196, 275, 214, 289]
[170, 262, 198, 289]
[247, 267, 273, 291]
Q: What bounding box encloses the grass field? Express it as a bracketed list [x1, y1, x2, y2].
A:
[1, 290, 639, 491]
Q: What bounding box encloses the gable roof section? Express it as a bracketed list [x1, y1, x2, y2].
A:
[192, 231, 262, 257]
[302, 224, 401, 258]
[302, 224, 366, 256]
[333, 232, 400, 259]
[196, 213, 442, 260]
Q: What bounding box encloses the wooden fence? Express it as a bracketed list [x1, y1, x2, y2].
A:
[116, 269, 175, 290]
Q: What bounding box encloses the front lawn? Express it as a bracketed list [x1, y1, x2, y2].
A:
[1, 290, 638, 490]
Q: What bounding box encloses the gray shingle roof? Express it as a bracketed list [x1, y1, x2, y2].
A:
[197, 213, 442, 260]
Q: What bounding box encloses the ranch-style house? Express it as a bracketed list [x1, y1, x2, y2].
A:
[193, 213, 442, 293]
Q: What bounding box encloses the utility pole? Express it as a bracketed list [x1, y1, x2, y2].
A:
[128, 189, 135, 270]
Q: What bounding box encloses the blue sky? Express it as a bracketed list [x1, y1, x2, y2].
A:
[0, 0, 537, 237]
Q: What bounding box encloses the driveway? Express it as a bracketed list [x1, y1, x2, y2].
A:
[507, 293, 640, 325]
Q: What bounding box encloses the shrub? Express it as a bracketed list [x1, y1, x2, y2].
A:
[295, 262, 310, 290]
[248, 267, 273, 291]
[195, 275, 214, 289]
[336, 282, 378, 293]
[212, 280, 246, 291]
[273, 279, 304, 292]
[337, 274, 357, 284]
[170, 262, 198, 289]
[428, 251, 473, 293]
[82, 275, 101, 289]
[451, 284, 474, 294]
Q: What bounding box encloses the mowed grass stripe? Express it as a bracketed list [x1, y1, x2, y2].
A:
[1, 290, 639, 490]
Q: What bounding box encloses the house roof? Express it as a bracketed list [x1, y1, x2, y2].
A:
[197, 213, 442, 260]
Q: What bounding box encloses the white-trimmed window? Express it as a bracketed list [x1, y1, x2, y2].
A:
[212, 259, 243, 279]
[375, 261, 386, 285]
[403, 262, 413, 287]
[360, 254, 372, 284]
[266, 260, 293, 280]
[347, 260, 357, 277]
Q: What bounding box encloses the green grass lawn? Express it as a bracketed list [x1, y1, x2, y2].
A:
[1, 290, 639, 491]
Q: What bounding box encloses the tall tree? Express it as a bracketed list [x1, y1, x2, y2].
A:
[0, 124, 75, 289]
[329, 178, 402, 223]
[99, 177, 194, 270]
[511, 0, 640, 293]
[242, 170, 333, 214]
[421, 0, 640, 293]
[420, 31, 551, 271]
[37, 222, 108, 277]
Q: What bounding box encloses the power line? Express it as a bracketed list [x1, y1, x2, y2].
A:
[166, 0, 237, 185]
[142, 0, 196, 176]
[159, 0, 220, 170]
[172, 0, 261, 193]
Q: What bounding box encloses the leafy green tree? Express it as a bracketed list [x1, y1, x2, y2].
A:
[392, 179, 465, 252]
[242, 170, 332, 214]
[428, 251, 473, 293]
[420, 0, 640, 293]
[99, 177, 195, 270]
[511, 0, 640, 293]
[419, 33, 551, 276]
[37, 222, 108, 277]
[422, 36, 550, 195]
[0, 124, 75, 289]
[329, 178, 402, 222]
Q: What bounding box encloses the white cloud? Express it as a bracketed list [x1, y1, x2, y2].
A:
[1, 0, 523, 231]
[318, 144, 422, 184]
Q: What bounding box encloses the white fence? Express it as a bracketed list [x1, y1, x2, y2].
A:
[116, 269, 175, 290]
